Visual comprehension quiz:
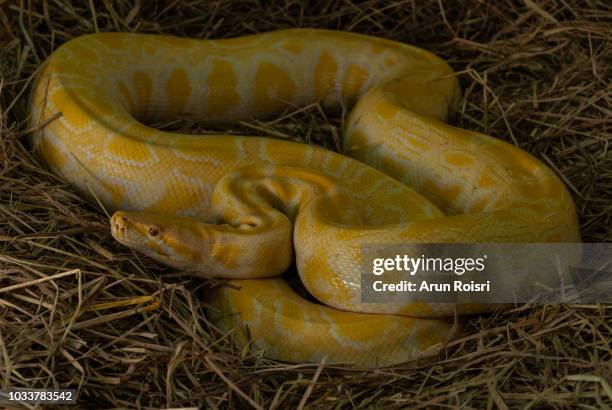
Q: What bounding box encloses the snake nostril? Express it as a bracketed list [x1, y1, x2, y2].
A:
[111, 221, 126, 239]
[110, 213, 130, 239]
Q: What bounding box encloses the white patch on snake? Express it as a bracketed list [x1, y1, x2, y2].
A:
[234, 137, 248, 160]
[317, 309, 374, 351]
[258, 138, 268, 161]
[340, 166, 375, 200]
[102, 137, 161, 168]
[272, 299, 302, 345]
[321, 151, 351, 178]
[401, 321, 420, 352]
[171, 149, 222, 166]
[176, 187, 215, 218]
[247, 296, 266, 339]
[302, 145, 313, 166]
[98, 173, 144, 209]
[355, 175, 390, 198]
[51, 105, 98, 135]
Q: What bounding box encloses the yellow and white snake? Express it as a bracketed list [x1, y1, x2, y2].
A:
[28, 29, 580, 368]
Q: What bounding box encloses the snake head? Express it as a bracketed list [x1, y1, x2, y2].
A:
[110, 211, 210, 270]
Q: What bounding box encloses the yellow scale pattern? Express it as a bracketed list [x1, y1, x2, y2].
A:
[28, 29, 580, 368]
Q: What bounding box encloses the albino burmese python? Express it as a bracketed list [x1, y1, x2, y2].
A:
[28, 29, 580, 368]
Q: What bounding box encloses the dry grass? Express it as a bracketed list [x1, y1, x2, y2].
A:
[1, 0, 611, 408]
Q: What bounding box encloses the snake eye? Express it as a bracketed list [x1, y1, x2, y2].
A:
[148, 226, 160, 237]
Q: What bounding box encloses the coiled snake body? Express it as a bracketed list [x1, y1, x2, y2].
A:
[29, 29, 579, 367]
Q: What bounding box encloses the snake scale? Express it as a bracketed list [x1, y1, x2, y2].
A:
[28, 29, 580, 368]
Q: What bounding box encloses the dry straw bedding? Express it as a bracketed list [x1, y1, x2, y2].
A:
[0, 0, 611, 408]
